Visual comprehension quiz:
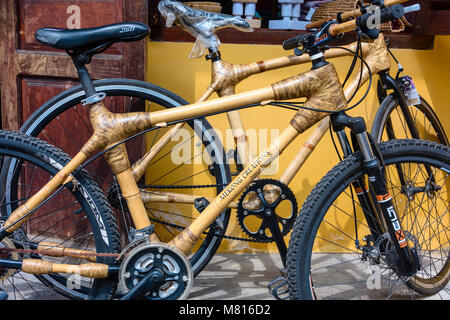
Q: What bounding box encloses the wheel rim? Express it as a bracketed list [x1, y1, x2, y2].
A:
[375, 98, 448, 145]
[297, 148, 449, 299]
[0, 143, 117, 300]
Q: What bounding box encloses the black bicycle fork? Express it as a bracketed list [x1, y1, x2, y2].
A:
[269, 110, 423, 299]
[331, 111, 421, 277]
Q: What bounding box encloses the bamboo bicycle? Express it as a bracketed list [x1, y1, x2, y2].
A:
[0, 1, 448, 300]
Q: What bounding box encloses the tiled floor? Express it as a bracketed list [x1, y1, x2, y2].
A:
[3, 252, 449, 300]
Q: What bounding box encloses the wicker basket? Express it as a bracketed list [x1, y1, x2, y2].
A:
[311, 0, 362, 22]
[311, 0, 411, 32]
[184, 1, 222, 13]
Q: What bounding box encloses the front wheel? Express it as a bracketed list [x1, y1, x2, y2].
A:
[287, 139, 449, 300]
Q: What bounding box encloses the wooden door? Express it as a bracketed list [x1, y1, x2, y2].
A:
[0, 0, 148, 131]
[0, 0, 148, 239]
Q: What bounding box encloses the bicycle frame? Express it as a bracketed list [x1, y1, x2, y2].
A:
[133, 34, 392, 206]
[1, 49, 348, 260]
[0, 34, 409, 278]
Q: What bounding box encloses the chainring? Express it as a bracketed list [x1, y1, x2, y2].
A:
[236, 179, 297, 243]
[118, 242, 193, 300]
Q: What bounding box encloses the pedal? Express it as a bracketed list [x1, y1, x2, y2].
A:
[0, 286, 8, 300]
[268, 269, 289, 300]
[194, 197, 223, 231]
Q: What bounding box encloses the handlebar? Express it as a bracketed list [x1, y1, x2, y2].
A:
[282, 33, 310, 51]
[329, 4, 404, 37]
[282, 2, 412, 53]
[306, 0, 411, 30]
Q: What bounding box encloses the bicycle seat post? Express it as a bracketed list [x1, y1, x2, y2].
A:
[69, 50, 104, 105]
[205, 48, 221, 62]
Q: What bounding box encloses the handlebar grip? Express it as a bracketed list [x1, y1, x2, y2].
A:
[380, 4, 405, 23]
[355, 4, 404, 30]
[282, 35, 304, 50]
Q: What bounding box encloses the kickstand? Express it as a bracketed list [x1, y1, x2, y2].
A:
[268, 268, 289, 300]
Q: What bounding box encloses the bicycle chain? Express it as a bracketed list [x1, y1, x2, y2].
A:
[0, 180, 268, 259]
[141, 183, 228, 190]
[142, 181, 271, 243]
[148, 216, 267, 243]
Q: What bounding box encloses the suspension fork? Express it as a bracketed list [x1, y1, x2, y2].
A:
[331, 112, 419, 275]
[355, 121, 419, 275]
[378, 70, 421, 140]
[379, 70, 437, 185]
[331, 113, 385, 239]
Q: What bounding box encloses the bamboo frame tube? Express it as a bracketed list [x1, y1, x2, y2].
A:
[227, 110, 255, 166]
[3, 151, 88, 233]
[278, 35, 390, 184]
[149, 86, 275, 126]
[198, 86, 216, 102]
[169, 125, 300, 255]
[37, 241, 97, 262]
[21, 259, 109, 278]
[115, 169, 153, 231]
[141, 191, 238, 209]
[234, 44, 361, 79]
[279, 116, 331, 184]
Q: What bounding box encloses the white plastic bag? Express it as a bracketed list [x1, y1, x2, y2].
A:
[158, 0, 253, 58]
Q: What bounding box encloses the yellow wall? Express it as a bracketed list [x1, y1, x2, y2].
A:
[146, 36, 450, 253]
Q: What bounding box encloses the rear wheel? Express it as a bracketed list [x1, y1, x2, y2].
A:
[19, 79, 232, 277]
[371, 94, 448, 145]
[287, 139, 449, 300]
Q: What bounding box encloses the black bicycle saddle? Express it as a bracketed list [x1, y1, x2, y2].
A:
[35, 22, 150, 51]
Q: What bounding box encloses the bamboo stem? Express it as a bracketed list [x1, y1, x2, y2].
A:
[279, 116, 331, 185]
[116, 169, 153, 231]
[3, 151, 88, 233]
[149, 86, 275, 126]
[226, 110, 255, 166]
[21, 259, 109, 278]
[141, 191, 238, 209]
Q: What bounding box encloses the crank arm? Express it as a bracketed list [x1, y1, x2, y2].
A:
[120, 268, 165, 300]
